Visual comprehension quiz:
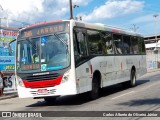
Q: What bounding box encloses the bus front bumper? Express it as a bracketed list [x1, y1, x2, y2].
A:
[17, 81, 77, 98]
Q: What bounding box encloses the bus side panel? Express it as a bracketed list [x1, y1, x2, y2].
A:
[136, 55, 147, 78]
[113, 55, 147, 84]
[75, 62, 92, 94]
[103, 55, 146, 87]
[103, 55, 130, 86]
[75, 55, 147, 94]
[90, 56, 108, 88]
[101, 56, 116, 87]
[75, 56, 106, 93]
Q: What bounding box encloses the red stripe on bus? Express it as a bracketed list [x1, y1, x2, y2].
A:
[22, 75, 63, 88]
[112, 29, 120, 33]
[26, 20, 63, 29]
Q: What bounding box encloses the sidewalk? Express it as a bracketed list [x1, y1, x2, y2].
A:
[0, 92, 18, 100]
[147, 68, 160, 73]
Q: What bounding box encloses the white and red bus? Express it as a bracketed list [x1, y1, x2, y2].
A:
[15, 20, 146, 102]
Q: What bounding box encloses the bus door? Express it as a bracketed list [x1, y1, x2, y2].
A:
[112, 34, 124, 81]
[73, 28, 90, 93]
[101, 32, 115, 84]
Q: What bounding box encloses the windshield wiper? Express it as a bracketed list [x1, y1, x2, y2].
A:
[54, 33, 69, 53]
[54, 33, 67, 46]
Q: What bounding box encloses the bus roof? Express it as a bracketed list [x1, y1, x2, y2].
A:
[20, 19, 143, 37]
[74, 20, 143, 37]
[24, 20, 63, 29]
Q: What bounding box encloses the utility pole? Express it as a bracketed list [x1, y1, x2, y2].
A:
[153, 14, 159, 43]
[69, 0, 73, 19]
[130, 24, 139, 32]
[0, 5, 9, 27]
[153, 14, 159, 67]
[79, 16, 82, 21]
[4, 17, 9, 27]
[0, 4, 3, 27]
[69, 0, 80, 20]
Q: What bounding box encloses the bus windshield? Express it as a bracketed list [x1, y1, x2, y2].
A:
[17, 33, 70, 73]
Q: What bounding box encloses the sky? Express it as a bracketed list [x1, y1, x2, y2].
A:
[0, 0, 160, 36]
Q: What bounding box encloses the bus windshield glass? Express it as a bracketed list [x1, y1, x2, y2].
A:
[16, 22, 70, 73]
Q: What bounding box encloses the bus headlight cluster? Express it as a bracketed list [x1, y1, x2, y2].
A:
[17, 76, 25, 87]
[61, 70, 70, 83]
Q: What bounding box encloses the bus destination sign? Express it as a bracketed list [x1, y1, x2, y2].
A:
[21, 22, 68, 38]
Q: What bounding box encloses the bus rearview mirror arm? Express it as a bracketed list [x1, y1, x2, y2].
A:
[8, 39, 16, 56]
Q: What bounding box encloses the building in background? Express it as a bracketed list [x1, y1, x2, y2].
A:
[0, 26, 19, 94]
[144, 33, 160, 70]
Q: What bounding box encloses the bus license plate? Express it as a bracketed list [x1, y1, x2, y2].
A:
[37, 89, 48, 95]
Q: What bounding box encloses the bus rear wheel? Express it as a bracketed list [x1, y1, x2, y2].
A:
[123, 70, 136, 87]
[90, 76, 100, 100]
[130, 70, 136, 87]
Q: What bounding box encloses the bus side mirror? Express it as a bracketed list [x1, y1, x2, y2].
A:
[9, 39, 16, 56]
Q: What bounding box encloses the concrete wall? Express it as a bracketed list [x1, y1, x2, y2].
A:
[146, 50, 160, 69]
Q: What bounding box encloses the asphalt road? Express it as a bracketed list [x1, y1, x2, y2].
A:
[0, 71, 160, 120]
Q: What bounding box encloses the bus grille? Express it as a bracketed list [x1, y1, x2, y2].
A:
[30, 89, 56, 96]
[22, 73, 59, 82]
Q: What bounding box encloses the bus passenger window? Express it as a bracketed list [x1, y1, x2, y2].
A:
[87, 30, 102, 55]
[73, 28, 88, 57]
[113, 34, 123, 54]
[76, 31, 87, 56]
[73, 28, 88, 66]
[131, 37, 139, 54]
[138, 37, 146, 54]
[73, 32, 80, 62]
[123, 35, 131, 54]
[101, 32, 114, 55]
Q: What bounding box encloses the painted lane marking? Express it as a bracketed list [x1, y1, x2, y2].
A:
[111, 81, 160, 100]
[137, 81, 160, 92]
[111, 91, 135, 100]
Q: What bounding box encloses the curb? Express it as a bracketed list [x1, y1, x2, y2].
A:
[147, 68, 160, 73]
[0, 94, 18, 100]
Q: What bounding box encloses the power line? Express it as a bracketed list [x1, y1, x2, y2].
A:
[130, 24, 139, 32]
[0, 17, 30, 28]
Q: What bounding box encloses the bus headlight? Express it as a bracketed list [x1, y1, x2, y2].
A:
[17, 76, 25, 87]
[61, 70, 70, 83]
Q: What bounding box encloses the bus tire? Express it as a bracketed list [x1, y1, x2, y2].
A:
[44, 97, 57, 103]
[90, 76, 100, 100]
[122, 69, 136, 87]
[130, 70, 136, 87]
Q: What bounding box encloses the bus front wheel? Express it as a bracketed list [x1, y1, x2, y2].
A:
[90, 76, 100, 100]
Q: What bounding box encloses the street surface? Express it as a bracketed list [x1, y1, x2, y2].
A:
[0, 71, 160, 120]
